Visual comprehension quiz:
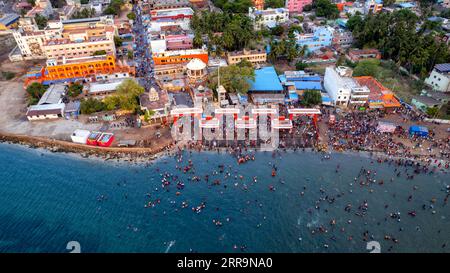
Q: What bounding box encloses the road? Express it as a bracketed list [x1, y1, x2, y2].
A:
[132, 3, 155, 92]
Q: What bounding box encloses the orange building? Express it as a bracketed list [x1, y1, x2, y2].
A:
[253, 0, 264, 10]
[25, 55, 134, 86]
[152, 49, 208, 66]
[354, 76, 401, 110]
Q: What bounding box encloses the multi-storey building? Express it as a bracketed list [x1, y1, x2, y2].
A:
[43, 25, 116, 60]
[152, 48, 208, 65]
[12, 16, 117, 60]
[285, 0, 313, 14]
[26, 0, 53, 18]
[296, 26, 334, 53]
[248, 7, 289, 30]
[324, 66, 370, 106]
[226, 49, 267, 65]
[150, 7, 194, 21]
[332, 29, 353, 49]
[364, 0, 383, 14]
[424, 63, 450, 92]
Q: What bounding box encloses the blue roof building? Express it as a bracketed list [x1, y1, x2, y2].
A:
[294, 81, 323, 91]
[248, 66, 284, 93]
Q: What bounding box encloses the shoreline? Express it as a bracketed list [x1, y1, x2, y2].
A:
[1, 132, 448, 168]
[0, 132, 175, 163]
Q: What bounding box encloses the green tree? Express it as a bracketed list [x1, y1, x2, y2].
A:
[27, 0, 36, 6]
[127, 50, 134, 60]
[426, 106, 439, 117]
[127, 12, 136, 21]
[302, 90, 322, 106]
[71, 8, 96, 19]
[352, 59, 381, 77]
[271, 25, 284, 36]
[208, 64, 255, 94]
[264, 0, 285, 9]
[313, 0, 339, 19]
[103, 0, 124, 16]
[93, 50, 107, 56]
[103, 79, 145, 111]
[67, 83, 83, 98]
[80, 98, 107, 114]
[295, 61, 309, 70]
[114, 36, 123, 47]
[34, 14, 48, 30]
[26, 82, 48, 105]
[193, 31, 203, 48]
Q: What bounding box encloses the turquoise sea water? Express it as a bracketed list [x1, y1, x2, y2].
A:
[0, 143, 448, 253]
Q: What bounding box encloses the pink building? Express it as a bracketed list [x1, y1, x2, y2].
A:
[285, 0, 313, 13]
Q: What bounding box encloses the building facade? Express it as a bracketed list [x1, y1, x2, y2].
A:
[152, 48, 209, 65]
[296, 26, 334, 53]
[43, 25, 116, 60]
[226, 49, 267, 65]
[248, 7, 289, 30]
[285, 0, 313, 13]
[424, 64, 450, 92]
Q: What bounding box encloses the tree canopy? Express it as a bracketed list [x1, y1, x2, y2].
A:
[103, 79, 145, 111]
[34, 14, 48, 30]
[208, 65, 255, 94]
[212, 0, 254, 13]
[71, 8, 96, 19]
[67, 83, 83, 98]
[347, 9, 450, 76]
[191, 11, 256, 52]
[104, 0, 124, 16]
[26, 83, 48, 105]
[80, 98, 106, 114]
[352, 59, 381, 77]
[264, 0, 285, 9]
[313, 0, 340, 19]
[302, 90, 322, 106]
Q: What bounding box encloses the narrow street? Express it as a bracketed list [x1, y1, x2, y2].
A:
[132, 3, 153, 91]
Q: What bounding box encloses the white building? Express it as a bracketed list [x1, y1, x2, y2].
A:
[424, 63, 450, 92]
[248, 7, 289, 30]
[324, 66, 369, 106]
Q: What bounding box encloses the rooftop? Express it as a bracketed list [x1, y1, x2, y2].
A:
[248, 66, 283, 92]
[434, 63, 450, 73]
[38, 84, 65, 105]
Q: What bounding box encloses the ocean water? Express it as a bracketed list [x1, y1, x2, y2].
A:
[0, 143, 449, 253]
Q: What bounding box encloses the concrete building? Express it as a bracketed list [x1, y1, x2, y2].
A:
[226, 49, 267, 65]
[296, 26, 334, 53]
[152, 48, 208, 65]
[150, 7, 194, 21]
[148, 0, 191, 10]
[26, 0, 53, 18]
[248, 7, 289, 30]
[43, 25, 116, 60]
[26, 103, 65, 121]
[424, 63, 450, 92]
[0, 13, 20, 30]
[139, 88, 170, 122]
[285, 0, 313, 13]
[332, 29, 353, 49]
[324, 66, 370, 106]
[347, 48, 381, 62]
[365, 0, 383, 14]
[186, 58, 207, 86]
[12, 16, 116, 60]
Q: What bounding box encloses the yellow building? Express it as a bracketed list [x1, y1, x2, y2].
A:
[43, 25, 116, 60]
[226, 49, 267, 65]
